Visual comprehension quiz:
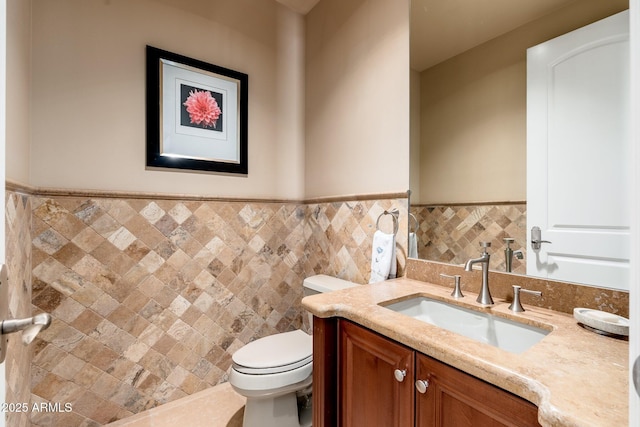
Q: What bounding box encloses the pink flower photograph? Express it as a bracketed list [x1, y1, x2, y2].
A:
[146, 46, 247, 174]
[181, 85, 223, 131]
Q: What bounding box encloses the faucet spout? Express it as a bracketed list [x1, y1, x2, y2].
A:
[465, 242, 494, 305]
[464, 253, 490, 271]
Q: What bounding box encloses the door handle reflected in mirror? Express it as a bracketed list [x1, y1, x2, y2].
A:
[531, 226, 552, 250]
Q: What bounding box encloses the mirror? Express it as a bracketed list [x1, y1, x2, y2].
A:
[409, 0, 629, 284]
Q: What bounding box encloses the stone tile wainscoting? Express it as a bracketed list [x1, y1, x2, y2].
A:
[410, 203, 527, 274]
[5, 191, 33, 427]
[406, 258, 630, 318]
[5, 184, 407, 427]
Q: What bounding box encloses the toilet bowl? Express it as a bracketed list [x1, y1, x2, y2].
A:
[228, 274, 358, 427]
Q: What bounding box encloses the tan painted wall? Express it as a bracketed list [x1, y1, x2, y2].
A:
[409, 69, 421, 201]
[6, 0, 31, 185]
[28, 0, 305, 199]
[415, 0, 627, 204]
[18, 0, 411, 200]
[304, 0, 410, 199]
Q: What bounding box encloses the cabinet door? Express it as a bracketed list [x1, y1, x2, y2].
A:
[339, 320, 414, 427]
[415, 354, 540, 427]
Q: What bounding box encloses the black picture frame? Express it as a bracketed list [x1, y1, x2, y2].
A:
[146, 46, 248, 174]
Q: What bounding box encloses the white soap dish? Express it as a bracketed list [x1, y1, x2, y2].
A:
[573, 308, 629, 337]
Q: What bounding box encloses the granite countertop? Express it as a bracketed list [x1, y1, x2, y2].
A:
[301, 277, 629, 427]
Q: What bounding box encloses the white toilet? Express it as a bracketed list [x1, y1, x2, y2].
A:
[229, 274, 358, 427]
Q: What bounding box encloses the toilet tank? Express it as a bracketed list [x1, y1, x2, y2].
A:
[303, 274, 358, 296]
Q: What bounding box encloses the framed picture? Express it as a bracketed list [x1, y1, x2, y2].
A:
[146, 46, 248, 174]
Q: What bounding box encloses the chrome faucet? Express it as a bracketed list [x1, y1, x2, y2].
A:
[503, 238, 524, 273]
[508, 285, 542, 312]
[464, 242, 493, 305]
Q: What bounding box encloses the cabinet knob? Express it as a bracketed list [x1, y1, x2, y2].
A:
[415, 379, 430, 394]
[393, 369, 406, 382]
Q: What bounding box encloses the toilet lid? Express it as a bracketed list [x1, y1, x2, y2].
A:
[232, 330, 313, 375]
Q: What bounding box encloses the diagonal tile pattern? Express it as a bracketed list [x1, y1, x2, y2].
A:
[411, 204, 527, 274]
[306, 200, 408, 284]
[6, 189, 629, 427]
[4, 191, 33, 427]
[24, 194, 408, 426]
[5, 192, 623, 427]
[30, 198, 309, 426]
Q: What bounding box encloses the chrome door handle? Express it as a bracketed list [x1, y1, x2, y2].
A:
[531, 226, 552, 250]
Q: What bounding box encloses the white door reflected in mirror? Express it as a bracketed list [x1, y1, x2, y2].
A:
[526, 10, 630, 290]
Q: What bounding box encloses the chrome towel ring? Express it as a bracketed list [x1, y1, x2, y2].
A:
[409, 213, 419, 234]
[376, 209, 399, 235]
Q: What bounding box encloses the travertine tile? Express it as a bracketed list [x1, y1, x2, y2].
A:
[412, 203, 527, 274]
[13, 191, 408, 425]
[71, 309, 103, 334]
[406, 258, 630, 318]
[51, 353, 85, 380]
[73, 363, 103, 388]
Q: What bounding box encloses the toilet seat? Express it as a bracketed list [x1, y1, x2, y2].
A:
[232, 330, 312, 375]
[229, 276, 357, 427]
[229, 330, 314, 392]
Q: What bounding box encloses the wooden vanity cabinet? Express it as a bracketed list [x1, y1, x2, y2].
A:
[339, 318, 415, 426]
[415, 350, 540, 427]
[313, 317, 540, 427]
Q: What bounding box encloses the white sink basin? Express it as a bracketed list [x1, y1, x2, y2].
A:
[381, 297, 550, 353]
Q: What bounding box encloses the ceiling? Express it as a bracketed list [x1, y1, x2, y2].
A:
[410, 0, 580, 71]
[152, 0, 582, 72]
[275, 0, 321, 14]
[277, 0, 581, 71]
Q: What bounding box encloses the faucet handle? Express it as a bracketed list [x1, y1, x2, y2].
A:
[508, 285, 542, 312]
[479, 241, 492, 254]
[440, 273, 464, 298]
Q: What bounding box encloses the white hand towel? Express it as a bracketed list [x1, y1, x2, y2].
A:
[369, 230, 396, 283]
[408, 232, 418, 259]
[389, 237, 397, 279]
